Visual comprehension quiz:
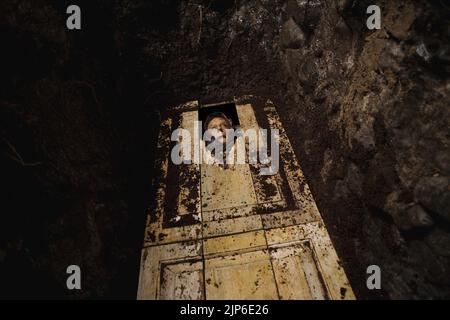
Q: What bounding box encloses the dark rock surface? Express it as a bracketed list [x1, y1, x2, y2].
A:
[280, 18, 305, 49]
[280, 0, 450, 299]
[414, 176, 450, 222]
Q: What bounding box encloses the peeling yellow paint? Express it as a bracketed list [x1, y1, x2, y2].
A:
[137, 97, 355, 300]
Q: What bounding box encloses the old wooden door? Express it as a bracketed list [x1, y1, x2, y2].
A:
[137, 96, 355, 300]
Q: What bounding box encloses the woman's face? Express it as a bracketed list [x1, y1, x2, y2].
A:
[206, 116, 232, 144]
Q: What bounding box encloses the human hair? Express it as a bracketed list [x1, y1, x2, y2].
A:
[203, 112, 233, 132]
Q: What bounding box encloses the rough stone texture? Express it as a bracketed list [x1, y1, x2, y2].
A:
[280, 18, 305, 49]
[280, 0, 450, 299]
[414, 176, 450, 222]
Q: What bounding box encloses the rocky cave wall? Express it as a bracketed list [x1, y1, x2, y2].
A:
[279, 0, 450, 299]
[0, 0, 449, 299]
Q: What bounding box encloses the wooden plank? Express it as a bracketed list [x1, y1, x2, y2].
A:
[177, 110, 201, 218]
[200, 164, 257, 213]
[262, 209, 319, 229]
[203, 230, 266, 256]
[236, 103, 283, 205]
[203, 215, 263, 238]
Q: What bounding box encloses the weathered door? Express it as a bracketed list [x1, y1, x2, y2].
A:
[137, 96, 355, 300]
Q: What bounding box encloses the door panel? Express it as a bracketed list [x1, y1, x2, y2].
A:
[270, 241, 329, 300]
[137, 98, 355, 300]
[205, 250, 279, 300]
[160, 260, 204, 300]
